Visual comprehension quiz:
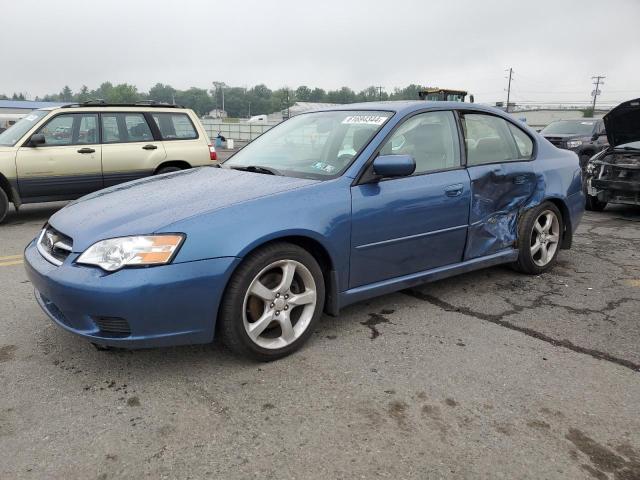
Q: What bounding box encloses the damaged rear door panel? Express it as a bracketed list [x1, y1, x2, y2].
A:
[459, 111, 584, 261]
[464, 163, 539, 259]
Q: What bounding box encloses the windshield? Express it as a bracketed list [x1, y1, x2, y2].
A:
[541, 120, 596, 136]
[223, 110, 393, 179]
[0, 110, 48, 146]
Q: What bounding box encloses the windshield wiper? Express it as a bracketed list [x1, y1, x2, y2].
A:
[228, 165, 281, 176]
[615, 146, 640, 152]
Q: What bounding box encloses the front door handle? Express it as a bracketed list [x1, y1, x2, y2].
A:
[142, 144, 158, 150]
[77, 147, 95, 154]
[444, 183, 464, 197]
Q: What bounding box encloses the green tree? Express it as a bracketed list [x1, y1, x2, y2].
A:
[327, 87, 356, 104]
[148, 83, 177, 104]
[309, 88, 326, 102]
[60, 85, 73, 102]
[389, 84, 422, 100]
[175, 87, 214, 116]
[295, 86, 312, 102]
[76, 85, 91, 103]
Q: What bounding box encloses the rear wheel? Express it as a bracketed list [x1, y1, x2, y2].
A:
[0, 188, 9, 224]
[514, 202, 563, 274]
[585, 194, 607, 212]
[218, 242, 325, 361]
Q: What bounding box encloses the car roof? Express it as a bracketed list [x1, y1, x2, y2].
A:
[313, 100, 508, 117]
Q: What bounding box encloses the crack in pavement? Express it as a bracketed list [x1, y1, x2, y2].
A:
[401, 288, 640, 373]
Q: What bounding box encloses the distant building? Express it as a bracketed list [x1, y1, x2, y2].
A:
[282, 101, 341, 118]
[206, 108, 228, 119]
[0, 100, 68, 115]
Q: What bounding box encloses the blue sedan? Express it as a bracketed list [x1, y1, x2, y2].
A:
[24, 102, 584, 360]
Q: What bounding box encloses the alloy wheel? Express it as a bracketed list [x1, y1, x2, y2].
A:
[530, 210, 560, 267]
[242, 259, 317, 349]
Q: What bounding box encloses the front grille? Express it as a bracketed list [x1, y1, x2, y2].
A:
[93, 316, 131, 337]
[37, 225, 73, 266]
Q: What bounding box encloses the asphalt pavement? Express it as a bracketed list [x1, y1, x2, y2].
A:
[1, 202, 639, 479]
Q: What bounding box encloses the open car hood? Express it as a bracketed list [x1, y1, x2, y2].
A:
[604, 98, 640, 147]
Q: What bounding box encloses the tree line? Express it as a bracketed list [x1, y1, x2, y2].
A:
[1, 83, 424, 118]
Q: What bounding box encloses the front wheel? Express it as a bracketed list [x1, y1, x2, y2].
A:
[218, 242, 325, 361]
[0, 188, 9, 224]
[514, 202, 563, 274]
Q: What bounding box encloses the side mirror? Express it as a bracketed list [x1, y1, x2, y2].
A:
[30, 133, 46, 147]
[372, 154, 416, 178]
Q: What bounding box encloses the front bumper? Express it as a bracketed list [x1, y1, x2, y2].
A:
[24, 240, 239, 348]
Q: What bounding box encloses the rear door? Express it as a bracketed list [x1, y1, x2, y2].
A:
[349, 110, 470, 288]
[100, 112, 166, 187]
[459, 112, 537, 260]
[16, 113, 102, 200]
[150, 112, 209, 166]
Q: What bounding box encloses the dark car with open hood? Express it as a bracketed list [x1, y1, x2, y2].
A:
[584, 98, 640, 211]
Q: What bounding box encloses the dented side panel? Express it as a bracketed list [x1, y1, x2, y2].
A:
[464, 143, 583, 261]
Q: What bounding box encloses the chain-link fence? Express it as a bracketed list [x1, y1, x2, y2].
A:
[199, 119, 280, 142]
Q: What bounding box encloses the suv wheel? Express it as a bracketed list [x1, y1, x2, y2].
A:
[514, 202, 563, 274]
[218, 242, 325, 361]
[0, 188, 9, 224]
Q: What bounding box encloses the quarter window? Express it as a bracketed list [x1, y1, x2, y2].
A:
[151, 113, 198, 140]
[101, 113, 154, 143]
[380, 111, 460, 174]
[37, 114, 98, 146]
[461, 113, 533, 165]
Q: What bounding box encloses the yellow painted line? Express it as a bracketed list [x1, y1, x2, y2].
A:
[625, 279, 640, 288]
[0, 254, 23, 261]
[0, 260, 24, 267]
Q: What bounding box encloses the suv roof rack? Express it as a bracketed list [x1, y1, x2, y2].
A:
[61, 99, 185, 109]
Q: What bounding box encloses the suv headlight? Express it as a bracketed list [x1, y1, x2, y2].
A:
[77, 234, 184, 271]
[566, 140, 583, 149]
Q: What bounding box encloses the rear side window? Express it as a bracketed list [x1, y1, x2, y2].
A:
[461, 113, 532, 165]
[101, 113, 154, 143]
[151, 113, 198, 140]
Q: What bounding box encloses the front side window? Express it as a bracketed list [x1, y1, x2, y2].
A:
[102, 113, 153, 143]
[461, 113, 532, 166]
[151, 113, 198, 140]
[37, 114, 98, 146]
[0, 109, 49, 146]
[380, 111, 460, 174]
[223, 110, 393, 179]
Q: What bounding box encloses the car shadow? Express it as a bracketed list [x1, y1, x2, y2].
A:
[3, 202, 68, 226]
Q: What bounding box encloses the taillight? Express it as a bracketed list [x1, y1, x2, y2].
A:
[209, 145, 217, 161]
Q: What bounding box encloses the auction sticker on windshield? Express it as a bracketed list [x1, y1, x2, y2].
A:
[342, 115, 387, 125]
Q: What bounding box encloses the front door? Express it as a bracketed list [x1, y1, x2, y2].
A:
[16, 113, 102, 201]
[349, 110, 470, 288]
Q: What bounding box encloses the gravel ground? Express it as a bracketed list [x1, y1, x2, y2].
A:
[1, 202, 639, 480]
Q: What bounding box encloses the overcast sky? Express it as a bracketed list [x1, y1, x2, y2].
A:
[3, 0, 639, 106]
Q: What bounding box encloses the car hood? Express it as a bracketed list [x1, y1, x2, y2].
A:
[604, 98, 640, 147]
[48, 167, 319, 251]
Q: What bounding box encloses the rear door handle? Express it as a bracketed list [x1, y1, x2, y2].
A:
[513, 175, 527, 185]
[77, 147, 95, 154]
[142, 144, 158, 150]
[444, 183, 464, 197]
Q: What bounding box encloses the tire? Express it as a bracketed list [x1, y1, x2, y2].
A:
[218, 242, 325, 361]
[0, 188, 9, 224]
[514, 202, 563, 275]
[156, 166, 182, 175]
[585, 194, 607, 212]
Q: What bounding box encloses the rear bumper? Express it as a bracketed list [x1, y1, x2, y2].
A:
[24, 239, 239, 348]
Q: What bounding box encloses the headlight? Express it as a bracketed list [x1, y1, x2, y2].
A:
[77, 234, 185, 271]
[566, 140, 583, 149]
